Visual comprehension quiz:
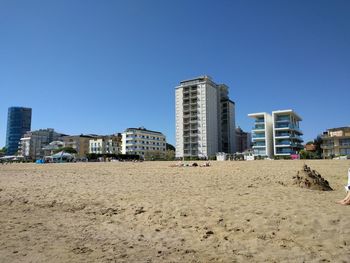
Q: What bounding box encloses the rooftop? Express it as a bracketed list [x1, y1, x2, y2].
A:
[125, 127, 163, 135]
[272, 109, 302, 121]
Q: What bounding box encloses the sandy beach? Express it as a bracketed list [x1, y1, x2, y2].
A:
[0, 160, 349, 262]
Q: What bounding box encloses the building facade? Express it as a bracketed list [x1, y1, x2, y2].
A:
[6, 107, 32, 155]
[248, 112, 274, 158]
[235, 127, 251, 153]
[121, 127, 166, 158]
[272, 110, 303, 156]
[19, 128, 63, 159]
[248, 109, 303, 158]
[89, 134, 122, 154]
[62, 135, 96, 158]
[321, 127, 350, 158]
[175, 76, 236, 158]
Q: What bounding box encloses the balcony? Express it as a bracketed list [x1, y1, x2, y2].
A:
[321, 144, 334, 149]
[275, 118, 290, 122]
[255, 118, 264, 124]
[275, 140, 291, 146]
[253, 149, 266, 155]
[275, 133, 290, 138]
[276, 150, 293, 155]
[253, 143, 266, 148]
[291, 135, 303, 141]
[252, 124, 265, 130]
[275, 123, 291, 129]
[252, 133, 266, 138]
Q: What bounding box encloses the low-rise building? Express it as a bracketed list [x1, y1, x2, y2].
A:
[42, 141, 65, 156]
[19, 128, 64, 159]
[235, 127, 251, 153]
[122, 127, 166, 158]
[304, 143, 316, 152]
[89, 134, 122, 154]
[321, 127, 350, 158]
[62, 135, 96, 158]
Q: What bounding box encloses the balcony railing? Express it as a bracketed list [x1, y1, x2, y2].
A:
[253, 149, 266, 155]
[253, 142, 266, 147]
[252, 125, 265, 130]
[275, 123, 291, 128]
[275, 133, 290, 137]
[252, 134, 265, 138]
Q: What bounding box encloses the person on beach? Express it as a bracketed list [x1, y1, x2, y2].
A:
[337, 168, 350, 205]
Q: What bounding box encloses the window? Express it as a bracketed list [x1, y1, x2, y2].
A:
[340, 139, 350, 146]
[340, 148, 350, 155]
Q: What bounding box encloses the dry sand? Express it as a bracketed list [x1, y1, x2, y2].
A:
[0, 160, 349, 262]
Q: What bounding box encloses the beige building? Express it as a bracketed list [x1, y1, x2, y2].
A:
[19, 128, 64, 159]
[62, 135, 96, 158]
[89, 134, 122, 154]
[321, 127, 350, 158]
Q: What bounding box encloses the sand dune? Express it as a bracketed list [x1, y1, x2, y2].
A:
[0, 160, 349, 262]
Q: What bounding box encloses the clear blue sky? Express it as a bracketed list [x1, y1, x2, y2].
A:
[1, 0, 349, 146]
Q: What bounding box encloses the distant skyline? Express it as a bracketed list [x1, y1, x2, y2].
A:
[1, 0, 349, 146]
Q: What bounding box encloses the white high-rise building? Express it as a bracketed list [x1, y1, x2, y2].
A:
[248, 112, 274, 158]
[175, 76, 236, 158]
[248, 109, 303, 158]
[272, 110, 303, 156]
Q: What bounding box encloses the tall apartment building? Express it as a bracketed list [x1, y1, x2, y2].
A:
[248, 112, 274, 158]
[121, 127, 166, 158]
[272, 110, 303, 156]
[6, 106, 32, 155]
[175, 76, 236, 158]
[89, 134, 122, 154]
[248, 109, 303, 158]
[19, 128, 64, 159]
[321, 127, 350, 158]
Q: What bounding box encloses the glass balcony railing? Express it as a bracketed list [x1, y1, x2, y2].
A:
[275, 117, 290, 122]
[253, 149, 266, 155]
[255, 118, 264, 123]
[275, 123, 302, 131]
[275, 123, 291, 128]
[276, 149, 293, 154]
[253, 125, 265, 130]
[275, 132, 290, 137]
[275, 141, 291, 146]
[252, 133, 265, 138]
[253, 142, 266, 147]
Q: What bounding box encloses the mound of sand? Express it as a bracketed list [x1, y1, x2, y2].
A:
[293, 164, 333, 191]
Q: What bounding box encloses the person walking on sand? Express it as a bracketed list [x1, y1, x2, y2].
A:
[337, 168, 350, 205]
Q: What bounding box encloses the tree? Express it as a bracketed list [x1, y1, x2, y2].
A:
[0, 147, 7, 154]
[166, 143, 175, 151]
[314, 135, 323, 158]
[165, 150, 175, 161]
[0, 147, 7, 157]
[144, 150, 164, 161]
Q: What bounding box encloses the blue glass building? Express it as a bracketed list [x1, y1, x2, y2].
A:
[6, 107, 32, 155]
